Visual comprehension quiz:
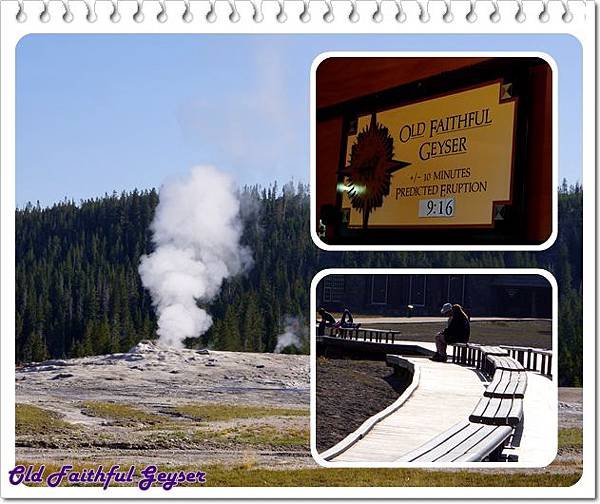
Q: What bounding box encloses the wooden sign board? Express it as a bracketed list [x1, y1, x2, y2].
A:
[340, 81, 517, 229]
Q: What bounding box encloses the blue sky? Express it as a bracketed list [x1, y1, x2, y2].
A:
[17, 34, 582, 207]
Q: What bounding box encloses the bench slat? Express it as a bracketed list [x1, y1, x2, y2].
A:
[451, 425, 514, 462]
[433, 423, 499, 462]
[397, 421, 513, 462]
[396, 421, 471, 462]
[479, 346, 510, 356]
[485, 369, 527, 398]
[470, 396, 523, 426]
[437, 424, 513, 462]
[487, 355, 525, 371]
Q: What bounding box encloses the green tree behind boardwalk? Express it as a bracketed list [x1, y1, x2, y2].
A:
[15, 182, 582, 386]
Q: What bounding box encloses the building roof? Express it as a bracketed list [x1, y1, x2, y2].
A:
[491, 275, 550, 288]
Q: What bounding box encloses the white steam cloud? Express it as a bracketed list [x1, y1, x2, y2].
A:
[139, 166, 252, 348]
[274, 316, 306, 353]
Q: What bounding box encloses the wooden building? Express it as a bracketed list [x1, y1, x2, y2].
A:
[316, 274, 552, 318]
[315, 57, 553, 246]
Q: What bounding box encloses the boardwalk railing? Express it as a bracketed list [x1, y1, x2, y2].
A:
[451, 343, 553, 378]
[320, 325, 402, 344]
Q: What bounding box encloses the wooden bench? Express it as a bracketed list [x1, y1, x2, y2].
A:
[397, 421, 513, 463]
[469, 396, 523, 426]
[451, 342, 479, 367]
[484, 369, 527, 398]
[398, 351, 528, 463]
[486, 355, 525, 372]
[452, 343, 509, 370]
[479, 345, 509, 357]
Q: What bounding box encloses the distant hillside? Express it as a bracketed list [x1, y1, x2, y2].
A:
[15, 182, 582, 385]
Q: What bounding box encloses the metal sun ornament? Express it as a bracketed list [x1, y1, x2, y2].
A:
[344, 113, 411, 228]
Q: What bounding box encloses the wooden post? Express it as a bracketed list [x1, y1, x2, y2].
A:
[541, 354, 546, 375]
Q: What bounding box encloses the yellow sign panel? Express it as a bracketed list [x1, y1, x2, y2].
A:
[341, 81, 517, 229]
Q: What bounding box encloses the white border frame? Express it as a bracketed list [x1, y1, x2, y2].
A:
[310, 268, 558, 469]
[310, 50, 559, 252]
[0, 0, 594, 498]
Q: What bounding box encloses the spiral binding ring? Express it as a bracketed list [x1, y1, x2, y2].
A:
[84, 0, 97, 22]
[417, 0, 430, 22]
[183, 0, 193, 21]
[39, 0, 51, 22]
[442, 0, 453, 22]
[349, 0, 359, 22]
[372, 1, 383, 22]
[515, 0, 526, 22]
[489, 0, 500, 22]
[299, 0, 310, 22]
[230, 0, 241, 21]
[16, 0, 27, 21]
[12, 0, 581, 24]
[322, 0, 333, 22]
[61, 0, 74, 21]
[539, 0, 550, 22]
[133, 0, 144, 22]
[110, 0, 121, 22]
[394, 0, 407, 22]
[276, 0, 287, 22]
[252, 0, 263, 21]
[156, 0, 168, 22]
[466, 0, 477, 22]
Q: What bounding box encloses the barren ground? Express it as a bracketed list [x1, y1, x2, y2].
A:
[364, 320, 553, 349]
[16, 341, 311, 469]
[315, 357, 409, 453]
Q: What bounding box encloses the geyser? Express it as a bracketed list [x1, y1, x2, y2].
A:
[139, 166, 252, 348]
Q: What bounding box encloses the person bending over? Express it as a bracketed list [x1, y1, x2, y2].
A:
[317, 307, 337, 336]
[431, 303, 470, 362]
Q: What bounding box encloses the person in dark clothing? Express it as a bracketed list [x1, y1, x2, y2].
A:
[317, 307, 337, 336]
[431, 303, 470, 362]
[339, 308, 354, 327]
[338, 308, 362, 329]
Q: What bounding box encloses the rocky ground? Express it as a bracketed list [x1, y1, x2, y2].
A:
[16, 341, 312, 469]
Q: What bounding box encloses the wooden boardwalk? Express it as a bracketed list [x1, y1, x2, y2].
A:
[333, 356, 485, 463]
[327, 349, 557, 465]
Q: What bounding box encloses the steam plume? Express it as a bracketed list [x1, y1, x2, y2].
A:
[274, 316, 306, 353]
[139, 166, 252, 348]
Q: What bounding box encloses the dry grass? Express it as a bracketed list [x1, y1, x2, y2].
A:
[558, 428, 583, 450]
[15, 404, 74, 436]
[194, 425, 309, 447]
[172, 403, 309, 422]
[81, 401, 167, 427]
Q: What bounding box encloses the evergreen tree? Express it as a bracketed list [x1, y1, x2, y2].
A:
[14, 184, 583, 386]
